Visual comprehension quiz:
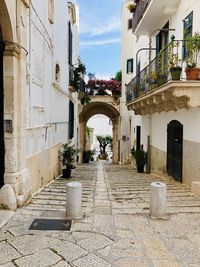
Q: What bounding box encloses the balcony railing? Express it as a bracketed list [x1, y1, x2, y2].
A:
[126, 40, 188, 104]
[132, 0, 151, 32]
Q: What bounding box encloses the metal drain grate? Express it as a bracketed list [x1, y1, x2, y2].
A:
[29, 218, 71, 231]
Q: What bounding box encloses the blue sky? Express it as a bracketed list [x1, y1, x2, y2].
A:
[77, 0, 122, 80]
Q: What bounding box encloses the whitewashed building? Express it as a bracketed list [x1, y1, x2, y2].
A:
[123, 0, 200, 190]
[120, 0, 148, 165]
[0, 0, 81, 209]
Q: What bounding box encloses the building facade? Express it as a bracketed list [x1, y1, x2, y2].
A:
[120, 0, 148, 165]
[0, 0, 80, 209]
[123, 0, 200, 189]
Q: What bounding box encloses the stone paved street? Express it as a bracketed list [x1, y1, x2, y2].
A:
[1, 162, 200, 266]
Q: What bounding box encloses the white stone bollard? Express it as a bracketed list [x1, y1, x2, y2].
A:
[66, 182, 82, 219]
[150, 182, 167, 219]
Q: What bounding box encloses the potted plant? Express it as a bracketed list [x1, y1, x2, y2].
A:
[131, 146, 146, 173]
[185, 32, 200, 80]
[168, 41, 182, 80]
[96, 135, 112, 160]
[60, 142, 79, 178]
[127, 3, 137, 13]
[83, 150, 95, 163]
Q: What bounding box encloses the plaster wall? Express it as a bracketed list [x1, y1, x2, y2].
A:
[142, 108, 200, 186]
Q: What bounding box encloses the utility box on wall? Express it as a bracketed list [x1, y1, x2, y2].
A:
[4, 120, 13, 133]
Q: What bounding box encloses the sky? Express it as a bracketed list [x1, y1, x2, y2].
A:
[77, 0, 122, 80]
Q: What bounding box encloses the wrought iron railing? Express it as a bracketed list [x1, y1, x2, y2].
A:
[126, 40, 186, 103]
[132, 0, 151, 32]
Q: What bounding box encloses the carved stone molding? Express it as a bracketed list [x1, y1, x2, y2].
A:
[127, 81, 200, 115]
[21, 0, 30, 8]
[4, 43, 21, 58]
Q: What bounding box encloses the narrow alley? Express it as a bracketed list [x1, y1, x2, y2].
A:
[0, 162, 200, 267]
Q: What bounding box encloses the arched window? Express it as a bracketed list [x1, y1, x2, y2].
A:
[55, 64, 60, 83]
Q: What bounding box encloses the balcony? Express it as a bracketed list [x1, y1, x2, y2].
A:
[69, 65, 86, 94]
[132, 0, 180, 35]
[126, 40, 200, 115]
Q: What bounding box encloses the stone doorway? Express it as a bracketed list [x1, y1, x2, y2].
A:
[167, 120, 183, 182]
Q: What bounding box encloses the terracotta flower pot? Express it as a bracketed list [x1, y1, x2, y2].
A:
[185, 68, 200, 80]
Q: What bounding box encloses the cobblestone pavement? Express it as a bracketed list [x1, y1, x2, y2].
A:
[1, 162, 200, 267]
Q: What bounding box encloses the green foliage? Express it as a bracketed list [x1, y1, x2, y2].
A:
[76, 63, 86, 74]
[80, 94, 91, 105]
[73, 62, 86, 90]
[115, 70, 122, 81]
[60, 142, 79, 169]
[85, 126, 91, 138]
[83, 150, 95, 163]
[131, 148, 146, 167]
[185, 32, 200, 69]
[168, 41, 181, 69]
[96, 135, 113, 154]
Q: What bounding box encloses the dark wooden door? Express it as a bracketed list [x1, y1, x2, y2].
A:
[0, 27, 4, 188]
[167, 120, 183, 182]
[136, 126, 141, 150]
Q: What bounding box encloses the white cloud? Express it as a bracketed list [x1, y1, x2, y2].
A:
[80, 38, 120, 47]
[95, 73, 114, 80]
[80, 17, 120, 36]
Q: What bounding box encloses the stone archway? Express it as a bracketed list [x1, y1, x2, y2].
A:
[0, 1, 31, 208]
[79, 101, 120, 164]
[0, 0, 14, 190]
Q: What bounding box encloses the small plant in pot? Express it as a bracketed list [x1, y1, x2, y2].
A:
[185, 32, 200, 80]
[168, 41, 182, 80]
[83, 149, 95, 163]
[131, 146, 146, 173]
[127, 3, 137, 13]
[60, 142, 79, 178]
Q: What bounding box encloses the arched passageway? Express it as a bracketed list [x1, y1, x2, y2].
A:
[79, 100, 120, 164]
[0, 1, 31, 207]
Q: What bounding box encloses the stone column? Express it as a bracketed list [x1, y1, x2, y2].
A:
[112, 121, 119, 164]
[79, 121, 86, 163]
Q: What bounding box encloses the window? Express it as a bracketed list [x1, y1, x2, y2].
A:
[183, 12, 193, 59]
[55, 64, 60, 83]
[128, 19, 133, 30]
[127, 59, 133, 73]
[48, 0, 54, 24]
[69, 100, 74, 139]
[68, 22, 73, 65]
